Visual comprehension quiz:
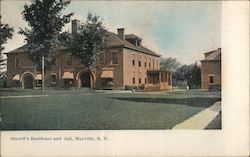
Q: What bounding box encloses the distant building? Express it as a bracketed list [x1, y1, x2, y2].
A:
[5, 20, 172, 91]
[200, 48, 221, 90]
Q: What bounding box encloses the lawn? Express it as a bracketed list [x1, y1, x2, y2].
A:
[0, 89, 221, 130]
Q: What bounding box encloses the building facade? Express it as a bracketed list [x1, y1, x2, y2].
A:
[6, 20, 172, 91]
[200, 48, 221, 90]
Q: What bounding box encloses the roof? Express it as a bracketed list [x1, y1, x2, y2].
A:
[125, 34, 142, 40]
[6, 44, 66, 55]
[5, 45, 28, 54]
[6, 31, 161, 57]
[201, 48, 221, 61]
[106, 31, 160, 57]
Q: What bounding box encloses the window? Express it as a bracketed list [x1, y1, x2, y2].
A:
[139, 78, 141, 84]
[209, 75, 214, 84]
[138, 55, 141, 67]
[132, 59, 135, 65]
[132, 54, 135, 66]
[111, 52, 118, 64]
[156, 60, 158, 69]
[149, 58, 151, 68]
[15, 58, 20, 67]
[133, 71, 135, 84]
[99, 52, 105, 65]
[67, 56, 72, 66]
[153, 59, 155, 69]
[145, 78, 147, 84]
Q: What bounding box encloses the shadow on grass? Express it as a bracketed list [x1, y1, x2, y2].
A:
[110, 97, 221, 108]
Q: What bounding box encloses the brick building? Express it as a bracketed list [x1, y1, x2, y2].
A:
[5, 20, 172, 91]
[200, 48, 221, 90]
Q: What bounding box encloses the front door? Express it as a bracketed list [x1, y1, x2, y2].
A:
[23, 74, 34, 89]
[80, 72, 91, 88]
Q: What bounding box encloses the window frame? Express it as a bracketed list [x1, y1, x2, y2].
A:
[111, 51, 118, 65]
[15, 57, 20, 68]
[208, 74, 215, 84]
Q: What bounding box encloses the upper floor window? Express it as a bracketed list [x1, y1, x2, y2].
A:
[99, 52, 105, 65]
[132, 54, 135, 66]
[67, 56, 72, 66]
[209, 75, 214, 84]
[15, 58, 20, 67]
[149, 58, 151, 68]
[138, 55, 141, 67]
[111, 52, 118, 64]
[152, 59, 155, 69]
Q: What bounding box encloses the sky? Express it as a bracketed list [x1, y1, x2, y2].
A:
[1, 0, 221, 64]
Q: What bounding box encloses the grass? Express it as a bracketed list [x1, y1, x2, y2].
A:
[0, 89, 221, 130]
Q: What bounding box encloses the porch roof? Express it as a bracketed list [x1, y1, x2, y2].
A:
[35, 74, 42, 80]
[62, 72, 74, 79]
[147, 69, 171, 73]
[100, 70, 113, 79]
[12, 74, 20, 81]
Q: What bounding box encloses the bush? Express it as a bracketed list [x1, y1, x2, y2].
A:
[209, 84, 221, 91]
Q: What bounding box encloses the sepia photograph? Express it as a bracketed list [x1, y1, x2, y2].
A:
[0, 0, 249, 156]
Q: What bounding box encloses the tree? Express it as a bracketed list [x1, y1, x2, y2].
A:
[0, 16, 14, 70]
[172, 62, 201, 88]
[19, 0, 73, 68]
[160, 57, 180, 72]
[64, 12, 107, 68]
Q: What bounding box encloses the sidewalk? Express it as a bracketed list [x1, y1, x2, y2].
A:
[172, 101, 221, 129]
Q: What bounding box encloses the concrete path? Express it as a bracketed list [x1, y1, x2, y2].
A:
[172, 101, 221, 129]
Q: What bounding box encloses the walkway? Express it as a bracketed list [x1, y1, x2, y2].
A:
[172, 101, 221, 129]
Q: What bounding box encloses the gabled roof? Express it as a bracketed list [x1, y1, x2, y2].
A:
[6, 31, 161, 57]
[5, 45, 28, 54]
[106, 31, 160, 57]
[201, 48, 221, 61]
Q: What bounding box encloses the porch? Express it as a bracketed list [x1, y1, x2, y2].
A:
[145, 70, 172, 91]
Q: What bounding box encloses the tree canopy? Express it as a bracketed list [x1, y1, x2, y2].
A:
[0, 16, 14, 70]
[172, 62, 201, 88]
[64, 12, 107, 68]
[160, 57, 181, 72]
[19, 0, 73, 68]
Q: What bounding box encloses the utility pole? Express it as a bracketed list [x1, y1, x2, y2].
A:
[42, 53, 45, 93]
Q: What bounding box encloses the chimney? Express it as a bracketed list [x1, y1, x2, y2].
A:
[72, 19, 80, 34]
[117, 28, 125, 40]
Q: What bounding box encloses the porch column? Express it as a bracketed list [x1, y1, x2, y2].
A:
[159, 72, 161, 83]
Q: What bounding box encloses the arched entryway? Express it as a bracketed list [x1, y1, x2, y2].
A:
[22, 73, 34, 89]
[80, 72, 91, 88]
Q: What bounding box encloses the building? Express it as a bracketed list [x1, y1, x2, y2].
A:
[200, 48, 221, 90]
[5, 20, 172, 91]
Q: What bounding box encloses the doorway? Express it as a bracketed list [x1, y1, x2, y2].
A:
[80, 72, 91, 88]
[23, 73, 34, 89]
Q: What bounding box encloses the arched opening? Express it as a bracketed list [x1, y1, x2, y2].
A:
[80, 72, 91, 88]
[22, 73, 34, 89]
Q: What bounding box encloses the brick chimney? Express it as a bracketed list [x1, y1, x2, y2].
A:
[117, 28, 125, 40]
[72, 19, 80, 34]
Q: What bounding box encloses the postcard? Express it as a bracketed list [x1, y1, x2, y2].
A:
[0, 1, 249, 156]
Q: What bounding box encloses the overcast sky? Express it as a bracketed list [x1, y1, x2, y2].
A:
[1, 1, 221, 64]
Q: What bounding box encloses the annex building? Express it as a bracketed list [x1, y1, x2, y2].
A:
[6, 20, 172, 91]
[200, 48, 221, 90]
